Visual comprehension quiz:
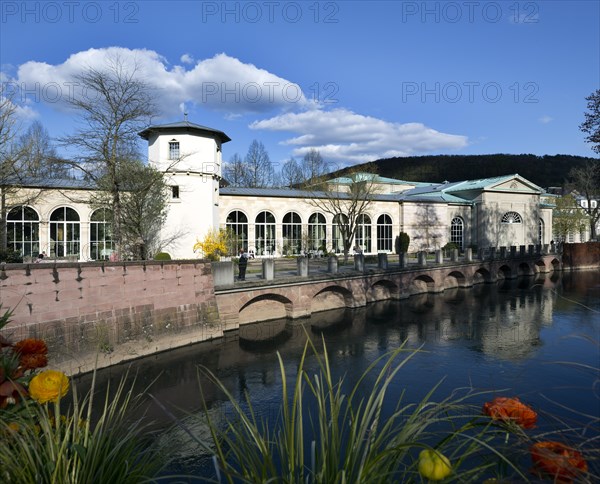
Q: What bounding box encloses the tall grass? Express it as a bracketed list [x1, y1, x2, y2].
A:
[155, 338, 528, 483]
[1, 371, 166, 484]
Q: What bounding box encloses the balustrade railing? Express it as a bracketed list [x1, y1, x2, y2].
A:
[211, 243, 559, 286]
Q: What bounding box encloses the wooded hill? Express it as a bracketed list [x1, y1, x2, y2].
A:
[344, 154, 597, 188]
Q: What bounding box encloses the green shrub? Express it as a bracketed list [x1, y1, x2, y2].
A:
[0, 249, 23, 263]
[442, 242, 459, 251]
[395, 232, 410, 253]
[153, 252, 172, 261]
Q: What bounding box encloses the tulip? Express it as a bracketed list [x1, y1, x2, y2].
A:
[483, 396, 537, 429]
[530, 441, 587, 481]
[418, 449, 452, 481]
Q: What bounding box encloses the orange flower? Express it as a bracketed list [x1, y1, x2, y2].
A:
[531, 441, 588, 482]
[482, 396, 537, 429]
[29, 370, 69, 404]
[13, 339, 48, 370]
[19, 353, 48, 370]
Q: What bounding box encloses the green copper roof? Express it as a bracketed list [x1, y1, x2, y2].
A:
[327, 172, 432, 187]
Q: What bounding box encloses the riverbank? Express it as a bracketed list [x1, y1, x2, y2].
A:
[1, 243, 597, 376]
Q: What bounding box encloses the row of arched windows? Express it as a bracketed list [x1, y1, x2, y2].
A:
[6, 206, 113, 259]
[8, 204, 541, 259]
[226, 210, 396, 255]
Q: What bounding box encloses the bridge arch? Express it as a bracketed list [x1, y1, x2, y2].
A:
[518, 262, 533, 276]
[534, 260, 548, 273]
[410, 274, 436, 295]
[239, 293, 293, 324]
[497, 264, 513, 280]
[312, 285, 354, 313]
[368, 279, 399, 302]
[550, 258, 561, 271]
[473, 267, 492, 285]
[444, 270, 468, 289]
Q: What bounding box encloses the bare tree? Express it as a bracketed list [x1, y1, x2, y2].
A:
[92, 158, 169, 259]
[222, 153, 245, 187]
[580, 89, 600, 154]
[17, 121, 70, 179]
[300, 148, 328, 185]
[243, 139, 273, 187]
[567, 161, 600, 240]
[308, 171, 381, 261]
[279, 157, 303, 188]
[0, 92, 22, 252]
[59, 57, 157, 257]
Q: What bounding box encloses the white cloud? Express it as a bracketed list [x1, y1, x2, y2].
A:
[538, 115, 553, 124]
[0, 93, 38, 122]
[9, 47, 310, 117]
[180, 53, 195, 65]
[4, 47, 469, 164]
[251, 108, 468, 163]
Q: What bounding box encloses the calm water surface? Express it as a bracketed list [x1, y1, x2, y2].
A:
[77, 271, 600, 479]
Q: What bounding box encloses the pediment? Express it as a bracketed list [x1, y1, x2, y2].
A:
[487, 176, 541, 194]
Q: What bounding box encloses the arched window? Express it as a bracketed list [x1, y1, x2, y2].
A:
[376, 214, 393, 252]
[226, 210, 248, 253]
[7, 206, 39, 257]
[538, 219, 544, 244]
[255, 211, 276, 256]
[90, 209, 114, 260]
[332, 214, 348, 253]
[308, 213, 326, 252]
[355, 214, 372, 253]
[282, 212, 302, 255]
[50, 207, 80, 258]
[450, 217, 464, 249]
[501, 211, 522, 224]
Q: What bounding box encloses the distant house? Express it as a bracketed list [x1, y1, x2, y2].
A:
[573, 192, 600, 242]
[2, 120, 553, 260]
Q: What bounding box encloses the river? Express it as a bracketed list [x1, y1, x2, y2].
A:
[75, 270, 600, 480]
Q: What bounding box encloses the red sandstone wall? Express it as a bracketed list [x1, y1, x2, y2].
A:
[562, 242, 600, 270]
[0, 261, 221, 374]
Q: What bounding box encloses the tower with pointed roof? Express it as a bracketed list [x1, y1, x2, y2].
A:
[139, 120, 231, 258]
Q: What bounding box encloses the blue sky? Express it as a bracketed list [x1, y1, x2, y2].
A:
[1, 1, 599, 172]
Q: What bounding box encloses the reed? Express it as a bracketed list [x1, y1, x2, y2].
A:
[1, 370, 166, 484]
[155, 337, 529, 483]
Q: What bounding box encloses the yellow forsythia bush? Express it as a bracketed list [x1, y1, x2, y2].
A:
[193, 228, 233, 261]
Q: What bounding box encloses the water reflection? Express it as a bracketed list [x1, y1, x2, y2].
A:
[74, 271, 599, 470]
[238, 319, 293, 353]
[310, 307, 354, 333]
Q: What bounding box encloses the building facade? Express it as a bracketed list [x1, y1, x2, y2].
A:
[3, 121, 554, 261]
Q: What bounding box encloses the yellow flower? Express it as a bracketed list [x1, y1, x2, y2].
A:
[29, 370, 69, 404]
[418, 449, 452, 481]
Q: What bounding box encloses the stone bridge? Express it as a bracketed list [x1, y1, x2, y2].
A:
[215, 252, 561, 330]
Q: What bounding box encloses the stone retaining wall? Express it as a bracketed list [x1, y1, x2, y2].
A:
[562, 242, 600, 270]
[0, 260, 221, 375]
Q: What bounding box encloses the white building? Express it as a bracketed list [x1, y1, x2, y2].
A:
[3, 121, 554, 261]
